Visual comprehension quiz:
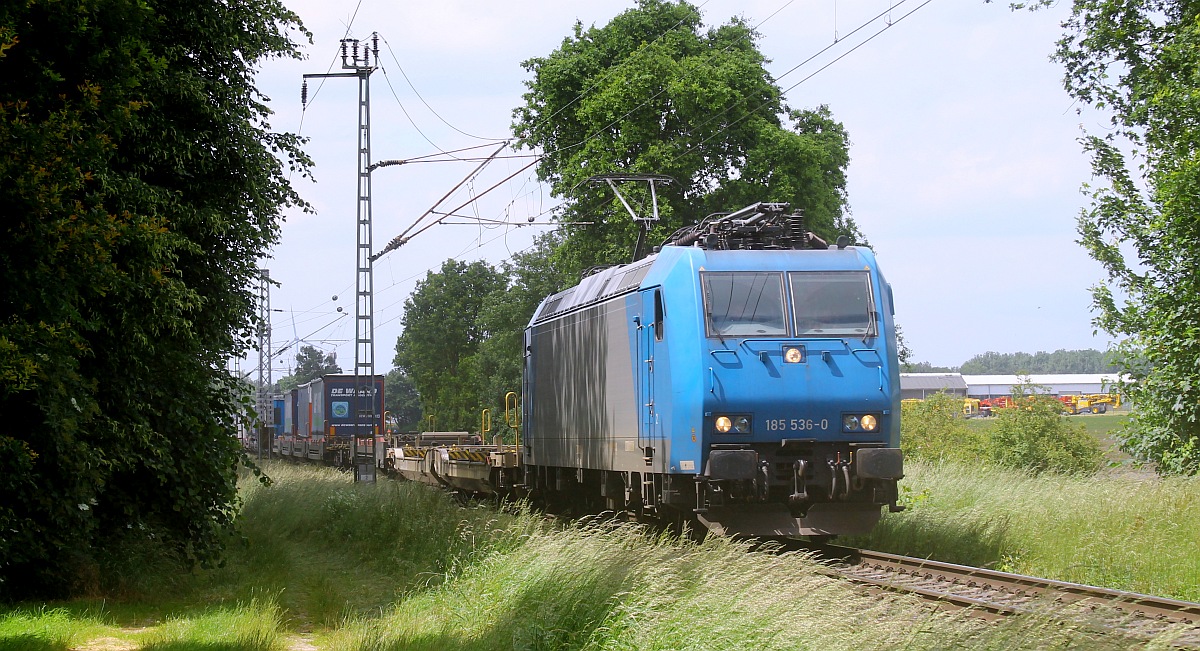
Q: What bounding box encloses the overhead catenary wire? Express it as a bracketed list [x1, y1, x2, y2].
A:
[373, 155, 541, 263]
[243, 312, 350, 378]
[296, 0, 368, 134]
[685, 0, 933, 156]
[379, 35, 508, 143]
[373, 142, 510, 260]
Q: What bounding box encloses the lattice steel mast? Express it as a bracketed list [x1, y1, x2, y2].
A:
[303, 34, 380, 482]
[255, 268, 274, 459]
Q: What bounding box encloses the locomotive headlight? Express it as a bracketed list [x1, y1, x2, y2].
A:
[784, 346, 804, 364]
[715, 416, 733, 433]
[842, 413, 881, 433]
[733, 416, 751, 433]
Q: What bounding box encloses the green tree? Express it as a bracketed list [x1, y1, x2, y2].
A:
[384, 368, 422, 431]
[394, 260, 508, 432]
[512, 0, 858, 274]
[471, 233, 574, 441]
[284, 344, 342, 387]
[959, 349, 1117, 374]
[1022, 0, 1200, 474]
[0, 0, 309, 598]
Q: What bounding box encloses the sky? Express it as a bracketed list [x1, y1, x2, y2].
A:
[246, 0, 1116, 381]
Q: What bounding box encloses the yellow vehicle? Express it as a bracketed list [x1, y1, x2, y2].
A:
[1059, 393, 1121, 414]
[1078, 393, 1120, 414]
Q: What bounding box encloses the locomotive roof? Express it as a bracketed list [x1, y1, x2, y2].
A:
[530, 244, 879, 324]
[531, 256, 656, 322]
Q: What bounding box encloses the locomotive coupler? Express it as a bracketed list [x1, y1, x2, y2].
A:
[789, 459, 809, 505]
[828, 453, 851, 500]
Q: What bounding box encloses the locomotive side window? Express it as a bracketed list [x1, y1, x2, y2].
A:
[653, 289, 665, 341]
[789, 271, 875, 337]
[702, 272, 788, 337]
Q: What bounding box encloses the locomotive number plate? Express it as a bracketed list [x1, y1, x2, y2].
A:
[765, 418, 830, 432]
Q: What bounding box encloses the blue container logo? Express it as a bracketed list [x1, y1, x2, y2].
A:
[332, 401, 350, 418]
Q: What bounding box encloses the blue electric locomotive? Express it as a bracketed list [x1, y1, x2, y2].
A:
[521, 202, 903, 537]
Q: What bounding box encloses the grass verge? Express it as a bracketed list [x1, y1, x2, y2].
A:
[849, 459, 1200, 601]
[2, 461, 1194, 650]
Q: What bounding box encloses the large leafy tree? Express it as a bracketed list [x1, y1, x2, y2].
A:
[280, 344, 342, 389]
[1029, 0, 1200, 474]
[471, 233, 574, 439]
[0, 0, 309, 597]
[512, 0, 858, 274]
[394, 260, 508, 432]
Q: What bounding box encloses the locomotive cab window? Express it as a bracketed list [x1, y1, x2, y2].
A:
[702, 272, 787, 337]
[789, 271, 875, 337]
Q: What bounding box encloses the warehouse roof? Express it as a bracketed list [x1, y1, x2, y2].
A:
[962, 374, 1124, 387]
[899, 373, 968, 391]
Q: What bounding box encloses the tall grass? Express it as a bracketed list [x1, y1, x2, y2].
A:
[92, 462, 533, 627]
[330, 520, 1142, 651]
[5, 461, 1192, 650]
[138, 598, 284, 651]
[851, 459, 1200, 601]
[0, 606, 116, 651]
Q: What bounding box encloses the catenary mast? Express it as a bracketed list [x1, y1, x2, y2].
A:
[303, 34, 379, 482]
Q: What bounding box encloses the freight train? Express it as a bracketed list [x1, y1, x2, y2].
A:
[268, 202, 905, 539]
[264, 374, 385, 468]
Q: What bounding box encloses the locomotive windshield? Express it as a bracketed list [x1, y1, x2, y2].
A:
[789, 271, 875, 337]
[702, 272, 788, 337]
[701, 270, 876, 338]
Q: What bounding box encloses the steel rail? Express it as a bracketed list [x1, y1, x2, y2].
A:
[814, 545, 1200, 644]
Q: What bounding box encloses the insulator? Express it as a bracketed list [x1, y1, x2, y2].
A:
[372, 33, 380, 60]
[787, 212, 806, 248]
[301, 80, 308, 107]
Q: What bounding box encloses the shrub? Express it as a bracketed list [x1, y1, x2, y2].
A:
[987, 396, 1103, 475]
[901, 393, 988, 464]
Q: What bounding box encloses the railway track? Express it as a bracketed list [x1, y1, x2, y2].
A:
[808, 545, 1200, 645]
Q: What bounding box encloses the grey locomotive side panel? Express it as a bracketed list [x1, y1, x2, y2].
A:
[528, 298, 641, 470]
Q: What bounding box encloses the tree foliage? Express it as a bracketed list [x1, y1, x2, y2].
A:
[512, 0, 858, 274]
[0, 0, 309, 598]
[959, 349, 1117, 375]
[470, 234, 574, 440]
[384, 368, 421, 432]
[1028, 0, 1200, 474]
[393, 260, 508, 432]
[285, 344, 342, 387]
[902, 390, 1101, 475]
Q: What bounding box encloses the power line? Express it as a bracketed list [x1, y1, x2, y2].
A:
[687, 0, 933, 155]
[379, 35, 508, 143]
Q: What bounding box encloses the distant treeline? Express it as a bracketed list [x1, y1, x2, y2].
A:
[906, 349, 1118, 375]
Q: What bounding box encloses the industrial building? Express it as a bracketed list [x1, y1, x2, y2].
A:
[901, 373, 1124, 401]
